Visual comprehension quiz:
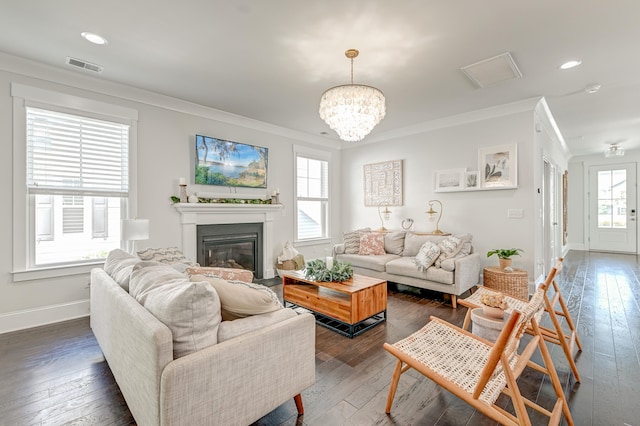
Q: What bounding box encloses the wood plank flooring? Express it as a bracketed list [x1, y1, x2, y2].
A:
[1, 250, 639, 425]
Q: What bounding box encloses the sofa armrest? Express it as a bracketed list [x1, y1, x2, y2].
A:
[160, 313, 315, 426]
[453, 252, 481, 288]
[333, 243, 345, 255]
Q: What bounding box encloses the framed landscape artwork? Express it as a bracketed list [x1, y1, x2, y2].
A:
[479, 144, 518, 188]
[434, 168, 466, 192]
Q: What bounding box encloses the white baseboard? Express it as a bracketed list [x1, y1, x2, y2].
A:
[0, 299, 89, 334]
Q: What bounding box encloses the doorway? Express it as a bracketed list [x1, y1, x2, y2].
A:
[543, 159, 560, 274]
[588, 163, 637, 253]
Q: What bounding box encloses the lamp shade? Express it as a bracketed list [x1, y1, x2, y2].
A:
[121, 219, 150, 241]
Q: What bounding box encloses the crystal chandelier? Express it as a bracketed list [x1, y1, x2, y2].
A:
[319, 49, 386, 142]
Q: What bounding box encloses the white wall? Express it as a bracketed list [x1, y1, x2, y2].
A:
[340, 105, 539, 277]
[0, 53, 340, 332]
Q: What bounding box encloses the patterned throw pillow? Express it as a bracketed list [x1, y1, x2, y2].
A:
[186, 266, 254, 283]
[434, 236, 465, 268]
[343, 228, 371, 254]
[414, 241, 441, 271]
[359, 233, 386, 255]
[136, 247, 198, 268]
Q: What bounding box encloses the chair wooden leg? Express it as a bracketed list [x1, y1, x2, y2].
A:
[531, 321, 574, 425]
[545, 296, 581, 382]
[385, 360, 404, 414]
[293, 394, 303, 415]
[462, 308, 473, 330]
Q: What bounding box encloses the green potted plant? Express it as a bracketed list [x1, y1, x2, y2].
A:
[486, 248, 523, 270]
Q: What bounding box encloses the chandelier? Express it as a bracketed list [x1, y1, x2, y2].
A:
[319, 49, 386, 142]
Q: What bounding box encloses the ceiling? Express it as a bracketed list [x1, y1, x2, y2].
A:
[2, 1, 639, 157]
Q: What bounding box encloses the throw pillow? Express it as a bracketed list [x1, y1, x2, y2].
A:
[434, 236, 464, 268]
[135, 278, 222, 359]
[136, 247, 198, 266]
[414, 241, 441, 271]
[129, 261, 190, 302]
[343, 228, 371, 254]
[359, 233, 386, 255]
[103, 249, 140, 291]
[439, 242, 473, 271]
[190, 274, 283, 321]
[384, 232, 406, 255]
[186, 266, 254, 283]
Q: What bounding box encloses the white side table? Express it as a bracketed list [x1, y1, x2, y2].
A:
[470, 308, 508, 342]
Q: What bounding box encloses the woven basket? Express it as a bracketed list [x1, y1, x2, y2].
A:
[276, 259, 297, 271]
[483, 267, 528, 300]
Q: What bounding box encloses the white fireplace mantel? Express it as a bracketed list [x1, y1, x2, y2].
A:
[174, 203, 283, 279]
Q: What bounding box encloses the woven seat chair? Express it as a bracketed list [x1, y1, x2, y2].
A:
[384, 288, 574, 426]
[459, 258, 582, 382]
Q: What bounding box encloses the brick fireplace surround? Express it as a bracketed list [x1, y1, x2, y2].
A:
[174, 203, 283, 279]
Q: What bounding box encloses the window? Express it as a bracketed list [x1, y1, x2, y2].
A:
[597, 169, 627, 228]
[295, 152, 329, 241]
[25, 106, 129, 267]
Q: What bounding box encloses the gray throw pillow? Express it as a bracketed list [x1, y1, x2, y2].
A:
[384, 232, 406, 255]
[343, 227, 371, 254]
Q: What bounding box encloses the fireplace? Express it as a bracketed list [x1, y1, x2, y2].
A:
[175, 203, 282, 279]
[197, 223, 264, 278]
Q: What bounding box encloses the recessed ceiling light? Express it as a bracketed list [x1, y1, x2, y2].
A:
[585, 84, 601, 94]
[560, 60, 582, 70]
[81, 32, 108, 45]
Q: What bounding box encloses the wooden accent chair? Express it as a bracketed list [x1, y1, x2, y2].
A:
[458, 258, 582, 382]
[384, 288, 574, 426]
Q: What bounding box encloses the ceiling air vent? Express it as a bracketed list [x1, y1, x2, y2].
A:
[65, 56, 104, 73]
[461, 52, 522, 88]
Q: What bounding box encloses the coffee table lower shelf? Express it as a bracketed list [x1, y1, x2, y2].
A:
[285, 301, 386, 338]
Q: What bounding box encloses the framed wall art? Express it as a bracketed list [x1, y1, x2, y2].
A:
[364, 160, 403, 206]
[478, 144, 518, 189]
[434, 168, 466, 192]
[465, 171, 479, 189]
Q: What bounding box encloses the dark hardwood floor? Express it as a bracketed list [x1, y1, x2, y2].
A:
[1, 250, 639, 425]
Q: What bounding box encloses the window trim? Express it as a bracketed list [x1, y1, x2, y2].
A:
[293, 145, 331, 243]
[11, 83, 139, 281]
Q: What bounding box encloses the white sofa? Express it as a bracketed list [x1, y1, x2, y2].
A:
[90, 250, 315, 426]
[333, 231, 481, 308]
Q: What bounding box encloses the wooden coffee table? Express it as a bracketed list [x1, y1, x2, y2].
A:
[282, 271, 387, 338]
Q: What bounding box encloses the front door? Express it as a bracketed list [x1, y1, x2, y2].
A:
[588, 163, 637, 253]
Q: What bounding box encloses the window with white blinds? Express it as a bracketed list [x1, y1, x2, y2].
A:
[26, 107, 129, 196]
[295, 155, 329, 241]
[24, 107, 129, 266]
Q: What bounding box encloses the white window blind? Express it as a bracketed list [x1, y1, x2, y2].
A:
[26, 107, 129, 197]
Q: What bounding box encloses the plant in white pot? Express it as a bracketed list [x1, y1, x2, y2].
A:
[487, 248, 523, 270]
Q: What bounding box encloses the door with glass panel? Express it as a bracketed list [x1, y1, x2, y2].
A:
[589, 164, 637, 252]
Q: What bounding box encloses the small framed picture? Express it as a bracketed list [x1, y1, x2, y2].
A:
[465, 171, 479, 189]
[479, 144, 518, 188]
[434, 168, 466, 192]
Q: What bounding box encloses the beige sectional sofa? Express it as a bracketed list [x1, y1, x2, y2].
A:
[333, 231, 481, 308]
[90, 249, 315, 426]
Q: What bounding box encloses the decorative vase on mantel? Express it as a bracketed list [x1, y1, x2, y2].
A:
[499, 258, 513, 270]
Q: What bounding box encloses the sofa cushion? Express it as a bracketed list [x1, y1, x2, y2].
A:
[186, 266, 253, 283]
[129, 262, 222, 359]
[140, 280, 221, 359]
[359, 233, 386, 255]
[217, 308, 297, 342]
[103, 249, 140, 291]
[129, 261, 190, 303]
[343, 228, 371, 254]
[190, 275, 283, 321]
[386, 257, 455, 284]
[402, 232, 448, 256]
[384, 232, 406, 255]
[414, 242, 440, 271]
[336, 253, 401, 272]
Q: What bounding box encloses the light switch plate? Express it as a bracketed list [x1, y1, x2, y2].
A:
[507, 208, 524, 219]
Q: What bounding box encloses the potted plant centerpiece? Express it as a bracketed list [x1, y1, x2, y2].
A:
[479, 292, 508, 318]
[487, 248, 523, 270]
